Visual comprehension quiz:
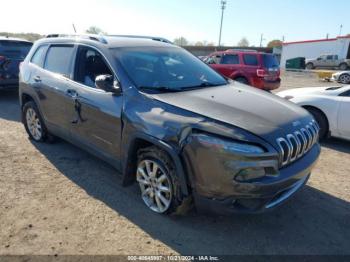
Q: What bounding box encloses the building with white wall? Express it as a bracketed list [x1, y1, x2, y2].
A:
[280, 36, 350, 68]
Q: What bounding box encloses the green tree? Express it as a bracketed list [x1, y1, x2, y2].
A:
[267, 39, 283, 48]
[173, 37, 189, 46]
[85, 26, 107, 35]
[237, 37, 249, 47]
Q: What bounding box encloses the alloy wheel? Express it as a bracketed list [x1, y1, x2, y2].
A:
[339, 74, 350, 84]
[136, 159, 172, 213]
[26, 108, 42, 140]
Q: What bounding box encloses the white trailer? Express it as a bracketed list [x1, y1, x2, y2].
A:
[280, 36, 350, 68]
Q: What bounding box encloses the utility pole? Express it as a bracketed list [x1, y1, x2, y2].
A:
[339, 24, 343, 36]
[259, 34, 265, 47]
[218, 0, 227, 46]
[72, 23, 77, 33]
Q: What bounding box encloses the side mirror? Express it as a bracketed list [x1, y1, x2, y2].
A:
[95, 74, 121, 95]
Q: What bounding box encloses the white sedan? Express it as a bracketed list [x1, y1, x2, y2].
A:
[332, 71, 350, 84]
[277, 86, 350, 140]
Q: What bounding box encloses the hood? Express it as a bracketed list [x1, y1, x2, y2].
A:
[148, 83, 312, 141]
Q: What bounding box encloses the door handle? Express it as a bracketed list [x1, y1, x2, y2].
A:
[34, 76, 41, 82]
[66, 89, 78, 98]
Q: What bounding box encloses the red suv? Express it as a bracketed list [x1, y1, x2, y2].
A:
[206, 50, 281, 90]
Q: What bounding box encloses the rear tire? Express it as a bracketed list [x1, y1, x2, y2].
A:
[306, 63, 314, 70]
[23, 101, 49, 142]
[136, 146, 184, 215]
[339, 63, 349, 71]
[339, 73, 350, 84]
[306, 107, 329, 140]
[235, 77, 249, 85]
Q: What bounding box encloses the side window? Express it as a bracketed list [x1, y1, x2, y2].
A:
[340, 90, 350, 97]
[74, 46, 112, 88]
[221, 54, 239, 64]
[243, 54, 258, 66]
[30, 45, 47, 67]
[44, 45, 74, 77]
[207, 55, 221, 64]
[326, 55, 333, 60]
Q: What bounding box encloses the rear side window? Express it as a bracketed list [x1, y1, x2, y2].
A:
[221, 54, 239, 64]
[0, 40, 32, 60]
[262, 54, 279, 68]
[243, 54, 258, 66]
[44, 45, 74, 77]
[30, 45, 47, 67]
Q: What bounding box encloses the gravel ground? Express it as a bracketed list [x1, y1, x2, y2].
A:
[0, 72, 349, 256]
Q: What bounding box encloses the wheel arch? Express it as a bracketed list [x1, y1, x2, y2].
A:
[121, 133, 190, 196]
[302, 105, 330, 132]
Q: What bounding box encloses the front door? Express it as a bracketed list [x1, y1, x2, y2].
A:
[67, 45, 123, 164]
[337, 91, 350, 140]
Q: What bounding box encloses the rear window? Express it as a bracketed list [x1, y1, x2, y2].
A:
[262, 54, 279, 68]
[31, 45, 47, 67]
[0, 40, 32, 60]
[44, 45, 74, 77]
[243, 54, 258, 66]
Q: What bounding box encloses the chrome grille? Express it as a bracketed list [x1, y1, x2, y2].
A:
[277, 120, 320, 167]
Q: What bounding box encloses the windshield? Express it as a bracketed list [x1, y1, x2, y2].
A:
[262, 54, 279, 68]
[114, 46, 227, 91]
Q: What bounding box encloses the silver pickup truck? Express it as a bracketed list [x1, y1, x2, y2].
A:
[306, 55, 350, 70]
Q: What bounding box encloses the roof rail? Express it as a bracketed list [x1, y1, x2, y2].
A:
[109, 35, 172, 44]
[45, 34, 108, 44]
[226, 49, 258, 52]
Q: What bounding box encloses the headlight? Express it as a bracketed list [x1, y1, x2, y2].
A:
[195, 134, 265, 154]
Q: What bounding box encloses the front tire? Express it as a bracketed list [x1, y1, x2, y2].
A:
[339, 73, 350, 84]
[306, 108, 329, 140]
[136, 146, 182, 214]
[306, 63, 314, 70]
[23, 101, 48, 142]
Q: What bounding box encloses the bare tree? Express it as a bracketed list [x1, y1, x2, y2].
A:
[237, 37, 249, 47]
[173, 37, 189, 46]
[85, 26, 107, 35]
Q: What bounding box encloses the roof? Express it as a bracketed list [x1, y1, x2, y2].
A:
[283, 35, 350, 46]
[0, 36, 32, 43]
[39, 34, 173, 48]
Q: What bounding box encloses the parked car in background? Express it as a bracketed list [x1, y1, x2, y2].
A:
[0, 37, 32, 90]
[19, 34, 320, 215]
[205, 50, 281, 91]
[305, 54, 350, 70]
[277, 86, 350, 141]
[331, 71, 350, 84]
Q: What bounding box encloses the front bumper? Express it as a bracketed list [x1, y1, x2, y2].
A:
[184, 139, 320, 214]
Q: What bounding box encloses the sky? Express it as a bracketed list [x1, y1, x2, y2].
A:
[1, 0, 349, 46]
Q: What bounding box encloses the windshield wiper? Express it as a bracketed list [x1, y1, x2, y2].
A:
[138, 86, 183, 93]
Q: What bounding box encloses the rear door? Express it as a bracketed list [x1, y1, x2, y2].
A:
[0, 40, 32, 85]
[66, 45, 123, 163]
[242, 53, 259, 78]
[36, 44, 76, 133]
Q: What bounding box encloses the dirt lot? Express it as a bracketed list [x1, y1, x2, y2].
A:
[0, 72, 349, 256]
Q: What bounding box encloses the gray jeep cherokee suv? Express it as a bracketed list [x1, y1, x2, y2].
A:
[19, 34, 320, 215]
